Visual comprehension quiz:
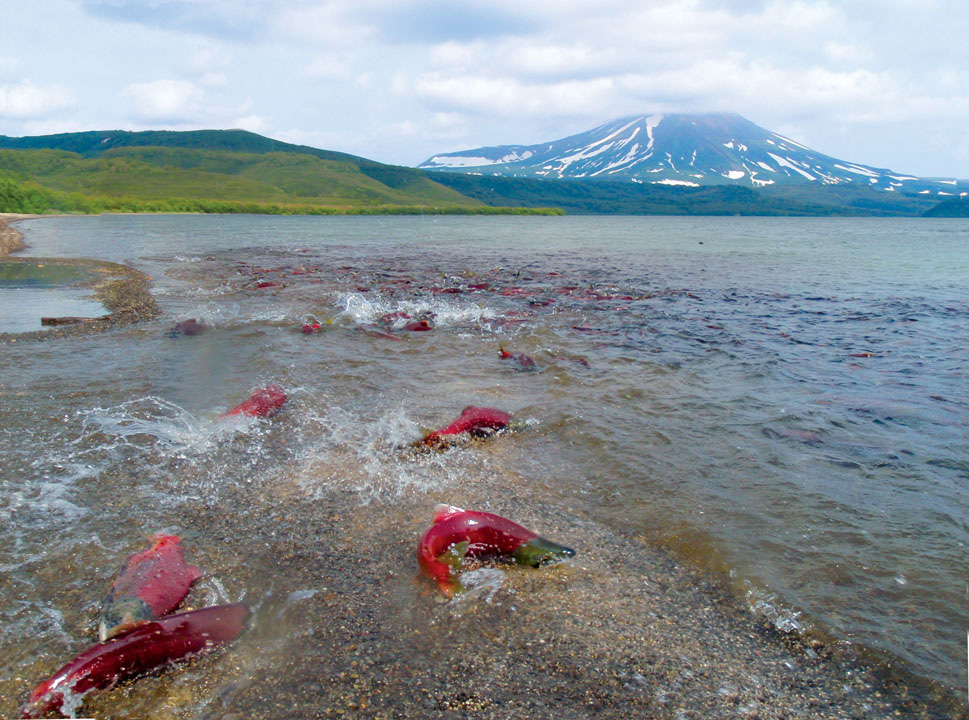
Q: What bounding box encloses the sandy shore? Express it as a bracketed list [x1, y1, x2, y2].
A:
[0, 213, 34, 257]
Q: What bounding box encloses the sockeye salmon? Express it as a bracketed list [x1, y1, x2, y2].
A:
[419, 406, 521, 448]
[221, 383, 287, 418]
[498, 344, 537, 369]
[21, 603, 251, 719]
[418, 504, 575, 597]
[169, 318, 209, 337]
[98, 534, 202, 642]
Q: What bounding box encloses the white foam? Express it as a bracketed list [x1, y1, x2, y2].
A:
[335, 291, 497, 329]
[450, 567, 507, 608]
[79, 396, 237, 453]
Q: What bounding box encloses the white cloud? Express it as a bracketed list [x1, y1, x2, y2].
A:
[410, 72, 616, 117]
[302, 55, 352, 81]
[200, 72, 228, 88]
[122, 79, 204, 122]
[271, 3, 374, 46]
[0, 80, 76, 118]
[233, 114, 270, 133]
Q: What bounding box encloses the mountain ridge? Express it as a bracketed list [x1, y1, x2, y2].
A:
[420, 113, 966, 200]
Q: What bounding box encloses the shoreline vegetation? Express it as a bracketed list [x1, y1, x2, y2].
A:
[0, 179, 563, 217]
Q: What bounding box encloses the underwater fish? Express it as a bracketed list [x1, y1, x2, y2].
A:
[98, 534, 202, 642]
[419, 406, 520, 448]
[498, 344, 536, 369]
[169, 318, 209, 337]
[417, 504, 575, 597]
[402, 319, 433, 332]
[21, 604, 251, 719]
[221, 383, 287, 418]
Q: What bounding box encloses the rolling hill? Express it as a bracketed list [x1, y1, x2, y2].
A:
[0, 129, 558, 215]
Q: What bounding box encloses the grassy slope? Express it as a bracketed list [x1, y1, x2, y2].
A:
[0, 146, 483, 210]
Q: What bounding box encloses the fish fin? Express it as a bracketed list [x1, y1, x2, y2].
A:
[498, 344, 510, 358]
[187, 564, 204, 583]
[432, 504, 465, 523]
[149, 533, 181, 546]
[324, 316, 334, 326]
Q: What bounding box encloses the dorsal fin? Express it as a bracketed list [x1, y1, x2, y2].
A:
[432, 504, 465, 523]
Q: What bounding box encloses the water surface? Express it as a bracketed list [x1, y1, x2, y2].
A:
[2, 214, 967, 715]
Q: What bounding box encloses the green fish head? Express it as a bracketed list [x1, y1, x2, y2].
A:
[511, 536, 576, 568]
[98, 595, 152, 642]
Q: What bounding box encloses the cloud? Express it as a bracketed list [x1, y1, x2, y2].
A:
[82, 0, 265, 41]
[122, 79, 204, 123]
[0, 80, 76, 119]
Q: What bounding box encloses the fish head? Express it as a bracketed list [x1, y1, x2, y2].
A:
[98, 596, 153, 642]
[511, 536, 576, 568]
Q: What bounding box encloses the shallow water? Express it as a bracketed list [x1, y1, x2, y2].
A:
[1, 214, 967, 716]
[0, 261, 107, 333]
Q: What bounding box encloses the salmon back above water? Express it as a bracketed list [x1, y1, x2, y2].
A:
[98, 534, 202, 641]
[417, 504, 575, 596]
[221, 383, 287, 418]
[420, 406, 515, 447]
[22, 603, 250, 719]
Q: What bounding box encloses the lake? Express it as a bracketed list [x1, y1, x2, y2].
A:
[2, 214, 966, 717]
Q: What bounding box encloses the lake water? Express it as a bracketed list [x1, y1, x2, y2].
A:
[0, 261, 108, 334]
[1, 214, 967, 716]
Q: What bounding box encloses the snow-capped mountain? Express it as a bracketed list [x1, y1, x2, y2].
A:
[420, 113, 963, 196]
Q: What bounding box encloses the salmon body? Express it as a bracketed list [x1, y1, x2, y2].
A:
[417, 504, 575, 596]
[421, 406, 517, 447]
[221, 384, 287, 418]
[21, 603, 251, 719]
[498, 344, 537, 369]
[169, 318, 209, 337]
[98, 535, 202, 642]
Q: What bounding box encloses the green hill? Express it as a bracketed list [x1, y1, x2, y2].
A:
[922, 197, 969, 217]
[427, 170, 928, 216]
[0, 129, 560, 215]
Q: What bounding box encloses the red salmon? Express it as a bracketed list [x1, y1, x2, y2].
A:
[402, 319, 433, 332]
[417, 504, 575, 597]
[98, 534, 202, 642]
[498, 344, 536, 369]
[21, 604, 250, 719]
[221, 384, 287, 418]
[420, 406, 519, 448]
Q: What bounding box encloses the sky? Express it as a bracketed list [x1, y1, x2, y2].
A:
[0, 0, 967, 178]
